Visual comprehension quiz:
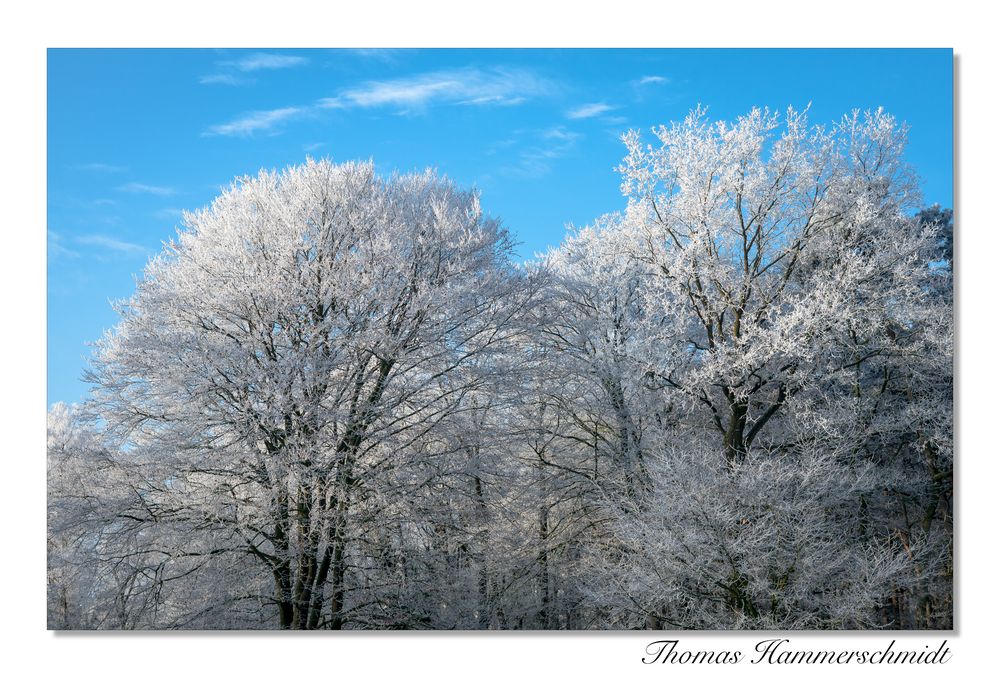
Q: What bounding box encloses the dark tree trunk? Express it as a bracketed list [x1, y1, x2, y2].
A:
[723, 397, 748, 465]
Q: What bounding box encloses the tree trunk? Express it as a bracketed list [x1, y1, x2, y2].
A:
[723, 395, 748, 465]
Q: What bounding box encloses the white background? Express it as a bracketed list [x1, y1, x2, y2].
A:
[2, 1, 994, 675]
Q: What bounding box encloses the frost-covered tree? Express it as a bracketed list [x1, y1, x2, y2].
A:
[544, 106, 952, 629]
[917, 203, 953, 269]
[47, 403, 194, 629]
[81, 160, 539, 629]
[48, 402, 108, 629]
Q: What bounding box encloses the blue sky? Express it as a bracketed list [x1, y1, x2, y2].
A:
[47, 48, 953, 405]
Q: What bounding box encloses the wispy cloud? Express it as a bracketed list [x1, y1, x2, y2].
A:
[153, 207, 185, 221]
[225, 53, 308, 72]
[200, 52, 308, 86]
[117, 182, 176, 197]
[541, 127, 579, 144]
[631, 75, 670, 102]
[486, 137, 519, 155]
[75, 234, 147, 255]
[204, 107, 306, 137]
[199, 73, 253, 86]
[504, 126, 581, 178]
[462, 95, 526, 107]
[206, 67, 552, 137]
[319, 67, 550, 111]
[342, 48, 407, 62]
[567, 103, 616, 120]
[48, 231, 79, 259]
[76, 162, 127, 173]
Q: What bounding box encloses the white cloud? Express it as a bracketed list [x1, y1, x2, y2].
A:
[333, 78, 456, 108]
[200, 52, 307, 85]
[117, 182, 176, 196]
[631, 75, 670, 102]
[199, 73, 252, 86]
[541, 127, 579, 144]
[342, 48, 406, 63]
[460, 95, 526, 107]
[206, 67, 552, 137]
[48, 231, 79, 259]
[225, 53, 308, 72]
[153, 208, 185, 221]
[204, 107, 305, 137]
[320, 67, 550, 112]
[75, 234, 147, 255]
[505, 127, 581, 178]
[567, 103, 615, 119]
